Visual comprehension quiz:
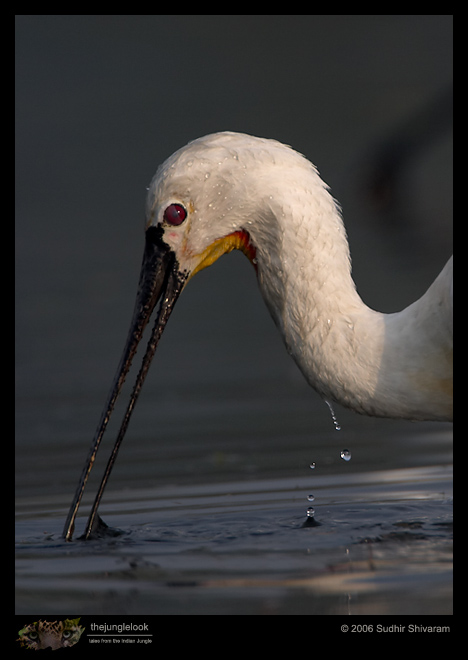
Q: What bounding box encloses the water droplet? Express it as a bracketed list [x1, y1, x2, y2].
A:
[340, 449, 352, 462]
[306, 507, 315, 518]
[204, 172, 211, 179]
[325, 399, 341, 430]
[187, 160, 193, 167]
[309, 462, 316, 470]
[307, 494, 315, 502]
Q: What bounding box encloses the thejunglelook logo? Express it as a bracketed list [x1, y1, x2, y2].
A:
[17, 618, 85, 650]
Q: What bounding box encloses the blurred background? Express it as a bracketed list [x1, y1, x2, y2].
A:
[16, 15, 452, 500]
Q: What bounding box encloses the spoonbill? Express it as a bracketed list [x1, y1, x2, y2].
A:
[63, 132, 453, 540]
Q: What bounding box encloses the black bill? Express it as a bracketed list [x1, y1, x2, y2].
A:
[62, 225, 187, 540]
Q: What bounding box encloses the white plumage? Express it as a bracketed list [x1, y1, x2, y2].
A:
[146, 132, 453, 421]
[63, 131, 452, 540]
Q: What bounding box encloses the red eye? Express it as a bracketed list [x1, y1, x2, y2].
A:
[163, 203, 187, 226]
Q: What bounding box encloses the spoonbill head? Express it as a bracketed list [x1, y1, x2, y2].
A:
[63, 132, 452, 540]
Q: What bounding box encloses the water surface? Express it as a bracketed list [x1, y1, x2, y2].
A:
[16, 397, 452, 615]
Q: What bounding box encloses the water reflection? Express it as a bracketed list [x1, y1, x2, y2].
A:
[16, 464, 452, 615]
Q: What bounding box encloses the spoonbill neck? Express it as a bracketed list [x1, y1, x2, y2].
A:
[243, 166, 452, 422]
[146, 131, 452, 422]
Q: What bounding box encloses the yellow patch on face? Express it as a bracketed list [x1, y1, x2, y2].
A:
[188, 230, 256, 280]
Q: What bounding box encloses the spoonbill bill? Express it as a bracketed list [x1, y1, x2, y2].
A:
[63, 132, 452, 540]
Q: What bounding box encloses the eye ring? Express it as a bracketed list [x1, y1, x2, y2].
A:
[163, 203, 187, 226]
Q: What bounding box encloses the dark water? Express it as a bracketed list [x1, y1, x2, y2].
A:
[16, 16, 452, 616]
[15, 475, 453, 615]
[16, 388, 452, 615]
